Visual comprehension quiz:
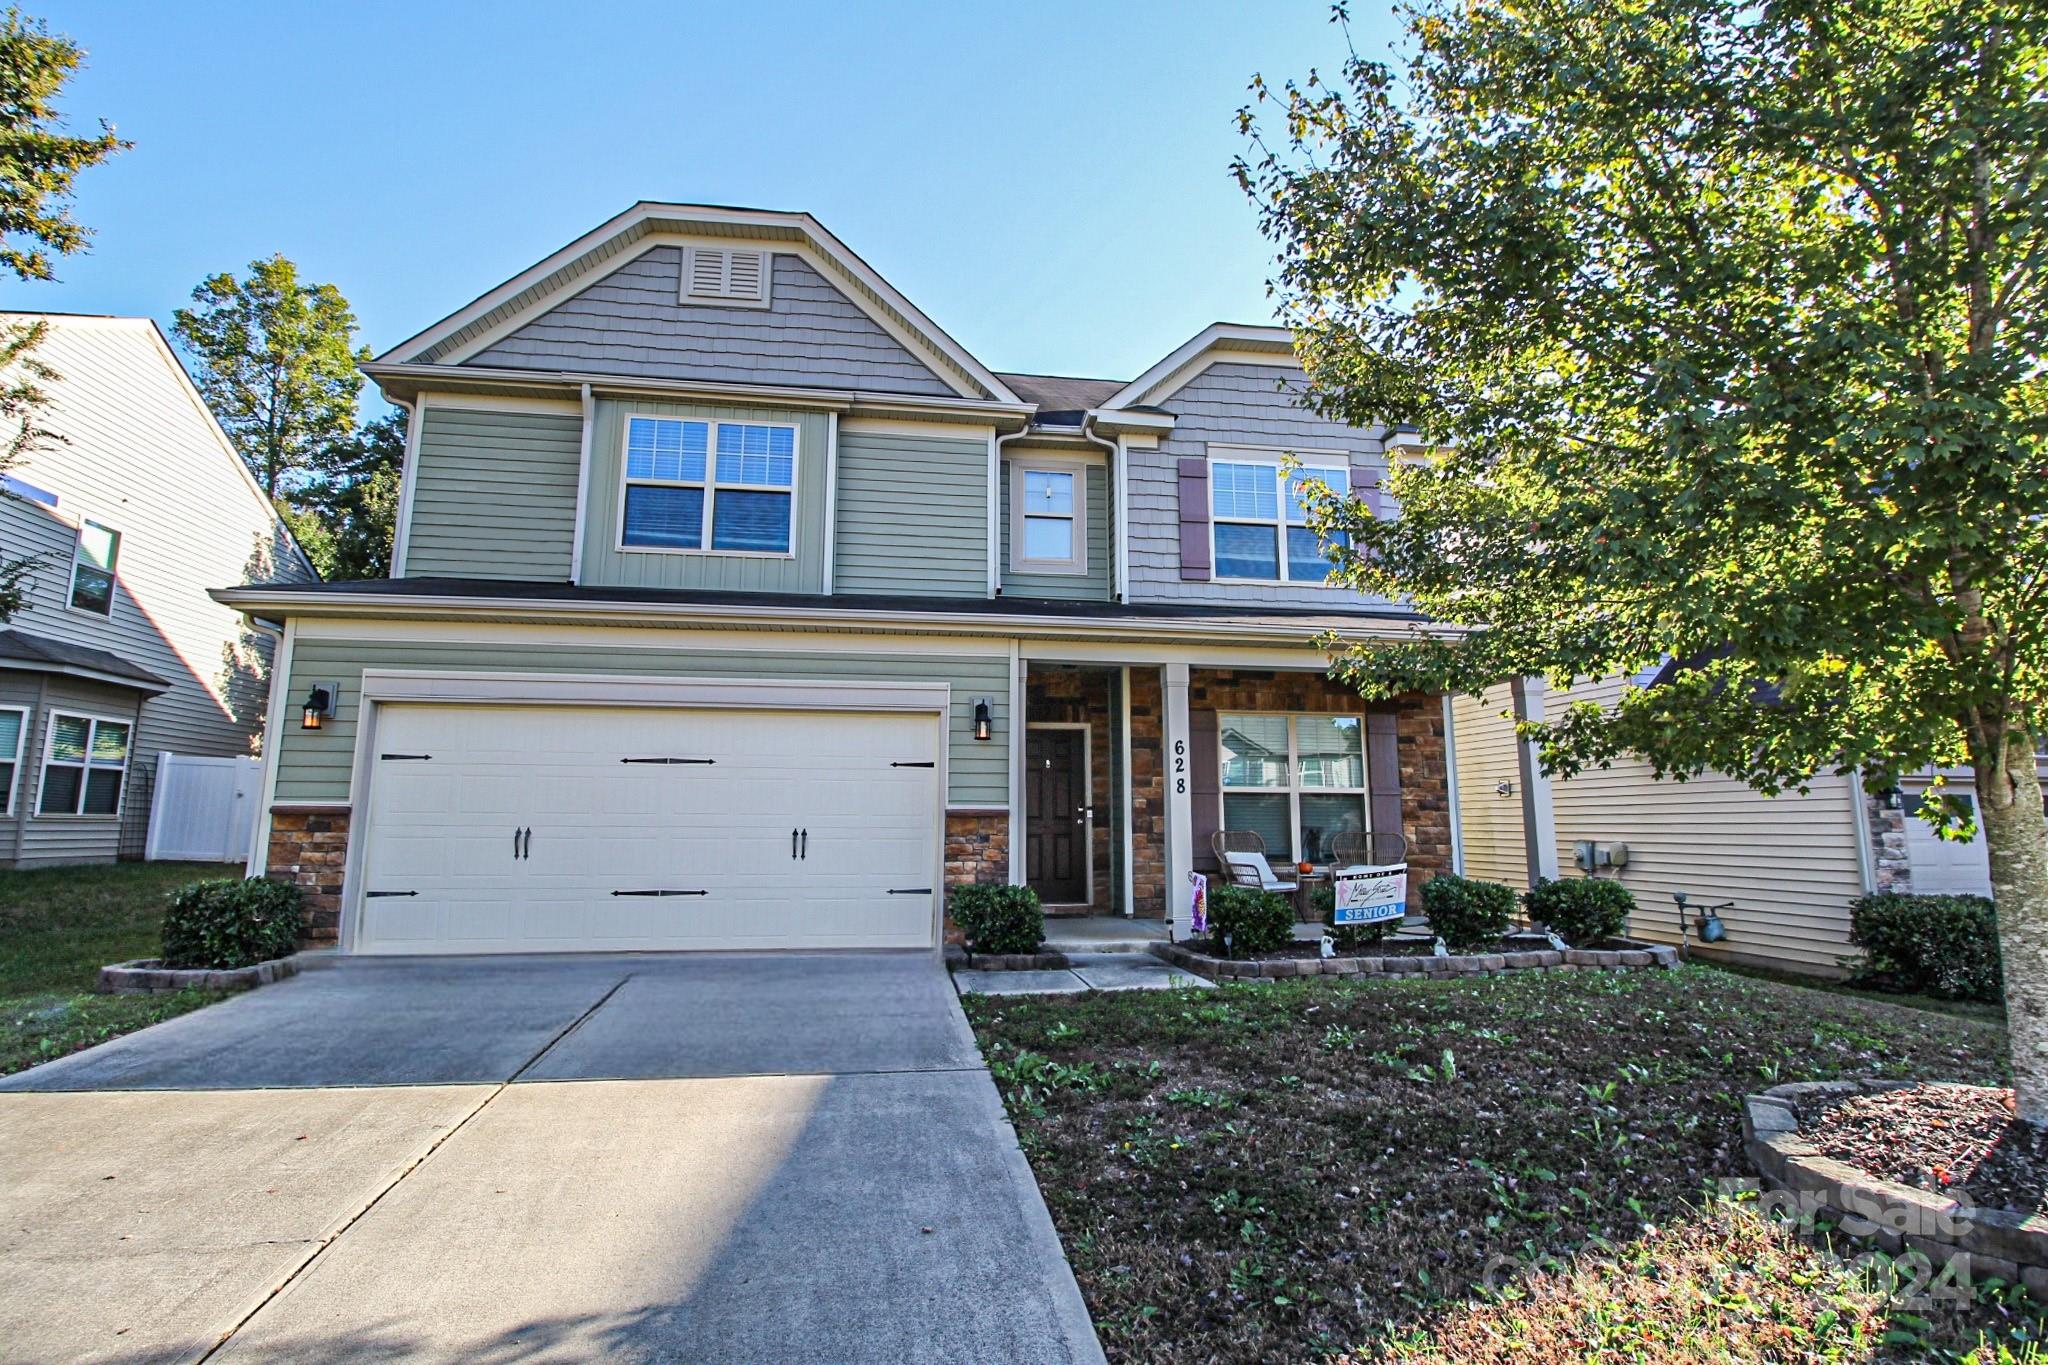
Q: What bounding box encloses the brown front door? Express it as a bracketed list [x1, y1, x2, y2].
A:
[1026, 728, 1088, 905]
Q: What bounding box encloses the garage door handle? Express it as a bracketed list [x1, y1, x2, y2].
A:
[521, 827, 532, 860]
[791, 827, 799, 859]
[800, 828, 808, 859]
[611, 889, 708, 897]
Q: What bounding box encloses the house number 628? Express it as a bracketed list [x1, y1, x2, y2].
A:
[1173, 739, 1187, 795]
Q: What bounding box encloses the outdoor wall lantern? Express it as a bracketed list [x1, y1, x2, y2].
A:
[972, 698, 993, 742]
[302, 681, 339, 730]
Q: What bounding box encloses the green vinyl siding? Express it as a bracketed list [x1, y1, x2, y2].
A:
[276, 633, 1010, 807]
[579, 398, 830, 593]
[834, 430, 988, 597]
[1000, 459, 1111, 601]
[405, 406, 582, 579]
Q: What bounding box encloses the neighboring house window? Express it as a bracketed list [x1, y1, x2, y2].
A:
[0, 706, 25, 815]
[1009, 457, 1088, 575]
[1210, 453, 1350, 582]
[69, 521, 120, 614]
[619, 416, 797, 556]
[1219, 712, 1368, 862]
[37, 712, 130, 817]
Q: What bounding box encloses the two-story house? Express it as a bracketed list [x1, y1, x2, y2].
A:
[0, 312, 310, 866]
[216, 204, 1457, 953]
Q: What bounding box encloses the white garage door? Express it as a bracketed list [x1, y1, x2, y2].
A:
[1902, 788, 1994, 897]
[355, 703, 940, 954]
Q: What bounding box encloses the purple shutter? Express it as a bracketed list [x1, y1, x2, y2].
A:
[1191, 709, 1221, 870]
[1351, 461, 1384, 519]
[1366, 710, 1403, 847]
[1177, 457, 1212, 581]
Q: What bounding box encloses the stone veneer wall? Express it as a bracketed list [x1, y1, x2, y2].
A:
[1864, 791, 1913, 893]
[266, 807, 350, 945]
[1129, 669, 1166, 916]
[1026, 666, 1117, 912]
[943, 809, 1010, 945]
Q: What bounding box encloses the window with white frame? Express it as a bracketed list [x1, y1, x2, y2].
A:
[619, 416, 797, 555]
[69, 520, 120, 614]
[1210, 453, 1350, 582]
[1219, 712, 1368, 863]
[0, 706, 25, 815]
[1009, 457, 1087, 574]
[37, 711, 130, 816]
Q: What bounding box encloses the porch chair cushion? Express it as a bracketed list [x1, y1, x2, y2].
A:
[1222, 850, 1298, 895]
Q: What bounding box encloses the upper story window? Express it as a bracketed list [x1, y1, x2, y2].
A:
[37, 711, 130, 817]
[1209, 452, 1350, 583]
[69, 520, 120, 614]
[1009, 456, 1088, 575]
[681, 247, 771, 307]
[619, 416, 798, 558]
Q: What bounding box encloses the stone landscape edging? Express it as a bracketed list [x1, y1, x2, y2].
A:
[1147, 939, 1678, 981]
[98, 954, 303, 995]
[942, 945, 1072, 972]
[1742, 1078, 2048, 1301]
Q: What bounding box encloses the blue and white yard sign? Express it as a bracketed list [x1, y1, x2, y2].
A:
[1333, 864, 1408, 926]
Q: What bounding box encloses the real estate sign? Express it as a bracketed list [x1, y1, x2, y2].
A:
[1333, 864, 1408, 926]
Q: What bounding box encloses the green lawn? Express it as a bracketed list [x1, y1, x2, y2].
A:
[965, 967, 2043, 1363]
[0, 861, 233, 1076]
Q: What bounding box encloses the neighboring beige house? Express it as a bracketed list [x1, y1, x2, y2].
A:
[0, 313, 311, 865]
[1453, 674, 2047, 976]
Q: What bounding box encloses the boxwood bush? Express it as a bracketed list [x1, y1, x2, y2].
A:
[951, 884, 1044, 955]
[1207, 883, 1295, 958]
[160, 877, 304, 970]
[1524, 876, 1636, 946]
[1421, 873, 1515, 951]
[1848, 892, 2001, 1002]
[1310, 882, 1392, 951]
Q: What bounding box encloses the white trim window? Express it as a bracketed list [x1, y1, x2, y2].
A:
[69, 520, 120, 614]
[619, 415, 798, 557]
[1009, 456, 1088, 575]
[1209, 451, 1349, 582]
[37, 711, 131, 817]
[0, 705, 25, 815]
[1219, 712, 1368, 863]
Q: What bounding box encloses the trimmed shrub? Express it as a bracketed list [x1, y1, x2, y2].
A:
[1524, 876, 1636, 946]
[160, 877, 304, 970]
[1421, 873, 1515, 951]
[1207, 883, 1295, 958]
[1848, 893, 2001, 1002]
[1311, 882, 1391, 951]
[951, 884, 1044, 955]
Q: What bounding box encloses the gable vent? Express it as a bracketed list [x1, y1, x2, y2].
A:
[682, 246, 771, 306]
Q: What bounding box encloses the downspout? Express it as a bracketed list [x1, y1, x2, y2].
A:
[1079, 412, 1118, 599]
[387, 396, 422, 577]
[992, 419, 1042, 596]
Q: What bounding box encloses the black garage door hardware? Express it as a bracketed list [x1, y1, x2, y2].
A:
[620, 757, 715, 765]
[611, 889, 709, 897]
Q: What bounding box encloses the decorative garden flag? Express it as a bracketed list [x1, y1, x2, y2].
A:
[1188, 871, 1208, 936]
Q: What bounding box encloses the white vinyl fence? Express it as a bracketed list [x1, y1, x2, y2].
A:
[145, 752, 263, 863]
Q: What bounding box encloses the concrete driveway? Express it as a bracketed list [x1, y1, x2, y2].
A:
[0, 954, 1104, 1364]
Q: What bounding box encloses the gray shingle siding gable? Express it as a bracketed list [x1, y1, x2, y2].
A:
[463, 248, 959, 398]
[1127, 361, 1404, 610]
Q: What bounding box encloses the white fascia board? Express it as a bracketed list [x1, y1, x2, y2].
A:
[362, 361, 1032, 427]
[373, 201, 1022, 406]
[209, 583, 1442, 647]
[1099, 323, 1297, 412]
[1089, 408, 1175, 438]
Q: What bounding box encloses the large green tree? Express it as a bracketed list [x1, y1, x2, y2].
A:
[172, 254, 369, 500]
[282, 409, 403, 580]
[0, 6, 124, 617]
[1241, 4, 2048, 1109]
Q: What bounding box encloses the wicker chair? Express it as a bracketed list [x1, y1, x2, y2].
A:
[1211, 830, 1298, 893]
[1330, 830, 1408, 868]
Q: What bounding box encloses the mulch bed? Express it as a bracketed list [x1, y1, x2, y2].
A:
[1806, 1082, 2048, 1214]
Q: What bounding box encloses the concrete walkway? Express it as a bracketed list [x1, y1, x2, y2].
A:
[953, 951, 1213, 996]
[0, 954, 1104, 1364]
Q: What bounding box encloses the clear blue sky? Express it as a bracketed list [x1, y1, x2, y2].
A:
[25, 1, 1397, 392]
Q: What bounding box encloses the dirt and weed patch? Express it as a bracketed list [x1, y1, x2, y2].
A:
[0, 861, 232, 1076]
[965, 965, 2040, 1362]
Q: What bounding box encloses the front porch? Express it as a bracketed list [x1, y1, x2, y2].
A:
[943, 657, 1453, 938]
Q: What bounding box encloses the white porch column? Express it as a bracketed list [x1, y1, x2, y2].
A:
[1510, 675, 1560, 884]
[1164, 661, 1194, 935]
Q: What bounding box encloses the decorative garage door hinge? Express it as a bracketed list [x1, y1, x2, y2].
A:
[890, 760, 936, 768]
[365, 890, 419, 898]
[620, 757, 716, 765]
[610, 889, 709, 897]
[379, 753, 432, 761]
[886, 887, 933, 895]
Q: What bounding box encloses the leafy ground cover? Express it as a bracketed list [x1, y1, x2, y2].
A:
[965, 966, 2043, 1362]
[0, 861, 230, 1076]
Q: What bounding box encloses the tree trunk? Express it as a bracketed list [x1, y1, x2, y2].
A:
[1978, 725, 2048, 1122]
